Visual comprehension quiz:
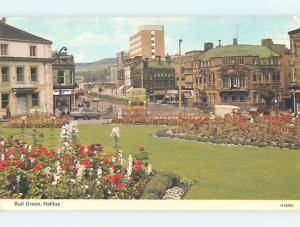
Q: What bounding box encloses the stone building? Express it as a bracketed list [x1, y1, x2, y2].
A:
[129, 56, 176, 101]
[288, 28, 300, 115]
[52, 52, 76, 114]
[194, 39, 283, 110]
[0, 18, 53, 116]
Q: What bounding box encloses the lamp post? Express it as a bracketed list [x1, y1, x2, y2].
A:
[57, 47, 67, 114]
[178, 39, 183, 114]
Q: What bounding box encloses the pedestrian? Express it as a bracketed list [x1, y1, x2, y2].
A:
[78, 103, 82, 108]
[6, 106, 11, 118]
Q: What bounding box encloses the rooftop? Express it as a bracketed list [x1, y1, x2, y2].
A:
[288, 28, 300, 35]
[0, 21, 52, 44]
[201, 44, 279, 61]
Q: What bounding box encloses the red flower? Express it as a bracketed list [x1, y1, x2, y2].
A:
[109, 164, 115, 170]
[15, 160, 23, 167]
[29, 150, 38, 157]
[33, 163, 42, 171]
[77, 144, 84, 150]
[134, 163, 142, 171]
[103, 157, 110, 164]
[80, 159, 91, 167]
[135, 160, 142, 165]
[0, 160, 8, 169]
[108, 173, 122, 183]
[61, 164, 69, 171]
[20, 146, 27, 153]
[43, 149, 52, 156]
[81, 150, 87, 156]
[137, 146, 145, 151]
[116, 182, 126, 189]
[7, 149, 15, 156]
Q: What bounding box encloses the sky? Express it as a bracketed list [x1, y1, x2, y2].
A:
[6, 16, 300, 63]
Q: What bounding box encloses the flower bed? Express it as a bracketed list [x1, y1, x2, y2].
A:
[156, 113, 300, 149]
[112, 116, 202, 125]
[4, 114, 69, 128]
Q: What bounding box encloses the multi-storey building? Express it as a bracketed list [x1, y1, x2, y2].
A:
[116, 51, 130, 65]
[194, 39, 283, 109]
[129, 56, 176, 101]
[0, 18, 53, 116]
[288, 28, 300, 115]
[52, 52, 76, 114]
[129, 25, 165, 59]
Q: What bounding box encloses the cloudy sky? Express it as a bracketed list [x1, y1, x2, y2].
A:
[7, 16, 300, 63]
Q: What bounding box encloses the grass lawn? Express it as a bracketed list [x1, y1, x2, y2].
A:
[1, 124, 300, 200]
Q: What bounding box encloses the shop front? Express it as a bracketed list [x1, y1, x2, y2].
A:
[53, 89, 76, 114]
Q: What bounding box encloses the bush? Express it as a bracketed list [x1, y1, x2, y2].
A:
[142, 171, 178, 199]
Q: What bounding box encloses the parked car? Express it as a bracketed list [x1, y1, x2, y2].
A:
[70, 107, 100, 120]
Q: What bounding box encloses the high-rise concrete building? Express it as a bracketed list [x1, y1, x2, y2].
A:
[129, 25, 165, 59]
[116, 51, 129, 65]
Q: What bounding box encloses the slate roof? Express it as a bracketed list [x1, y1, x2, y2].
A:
[0, 21, 52, 44]
[201, 44, 279, 61]
[288, 28, 300, 35]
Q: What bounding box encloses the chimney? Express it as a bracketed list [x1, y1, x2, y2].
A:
[0, 17, 6, 24]
[233, 38, 238, 46]
[261, 38, 273, 48]
[165, 54, 171, 64]
[218, 40, 222, 47]
[204, 42, 214, 52]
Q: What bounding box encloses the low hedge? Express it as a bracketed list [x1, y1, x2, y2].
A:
[141, 171, 178, 199]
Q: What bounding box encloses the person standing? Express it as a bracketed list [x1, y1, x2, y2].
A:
[6, 106, 11, 118]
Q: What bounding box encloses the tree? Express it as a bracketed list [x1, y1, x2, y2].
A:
[258, 88, 275, 109]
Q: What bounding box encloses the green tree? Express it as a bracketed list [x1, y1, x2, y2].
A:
[259, 88, 275, 109]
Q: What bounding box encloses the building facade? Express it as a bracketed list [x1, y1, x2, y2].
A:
[194, 39, 283, 110]
[129, 57, 176, 101]
[288, 28, 300, 115]
[129, 25, 165, 59]
[52, 52, 76, 114]
[0, 18, 53, 116]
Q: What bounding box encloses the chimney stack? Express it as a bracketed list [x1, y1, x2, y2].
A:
[0, 17, 6, 24]
[204, 42, 214, 52]
[233, 38, 238, 46]
[218, 40, 222, 47]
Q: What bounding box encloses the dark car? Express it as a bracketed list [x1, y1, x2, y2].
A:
[70, 107, 100, 120]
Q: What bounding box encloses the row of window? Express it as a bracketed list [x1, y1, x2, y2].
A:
[222, 77, 246, 89]
[1, 66, 38, 82]
[1, 93, 39, 109]
[201, 58, 279, 67]
[223, 93, 247, 103]
[0, 44, 37, 57]
[252, 72, 280, 82]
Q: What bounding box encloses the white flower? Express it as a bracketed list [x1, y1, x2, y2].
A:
[52, 174, 61, 185]
[1, 153, 5, 161]
[146, 164, 152, 175]
[1, 141, 5, 146]
[16, 175, 21, 183]
[44, 167, 51, 175]
[112, 156, 117, 163]
[70, 179, 76, 183]
[111, 127, 120, 138]
[127, 155, 133, 179]
[97, 168, 102, 178]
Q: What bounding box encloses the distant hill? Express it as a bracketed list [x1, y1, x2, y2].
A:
[76, 58, 116, 72]
[75, 58, 116, 82]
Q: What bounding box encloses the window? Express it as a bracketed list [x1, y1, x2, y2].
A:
[32, 92, 39, 106]
[1, 93, 9, 108]
[223, 78, 229, 88]
[30, 46, 36, 57]
[212, 74, 215, 84]
[1, 67, 9, 82]
[231, 77, 237, 88]
[0, 44, 8, 55]
[239, 76, 245, 88]
[31, 67, 37, 81]
[58, 70, 65, 84]
[240, 94, 246, 102]
[253, 74, 256, 82]
[231, 94, 237, 102]
[16, 67, 24, 82]
[223, 94, 228, 103]
[253, 92, 257, 102]
[238, 58, 244, 65]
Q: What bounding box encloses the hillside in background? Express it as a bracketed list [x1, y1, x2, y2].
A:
[76, 58, 116, 82]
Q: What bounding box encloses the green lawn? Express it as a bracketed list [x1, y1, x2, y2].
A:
[1, 124, 300, 200]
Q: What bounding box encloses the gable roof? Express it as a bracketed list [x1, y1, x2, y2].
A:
[0, 22, 52, 44]
[201, 44, 279, 61]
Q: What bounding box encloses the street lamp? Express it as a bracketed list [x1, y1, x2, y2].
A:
[57, 47, 67, 114]
[178, 39, 183, 114]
